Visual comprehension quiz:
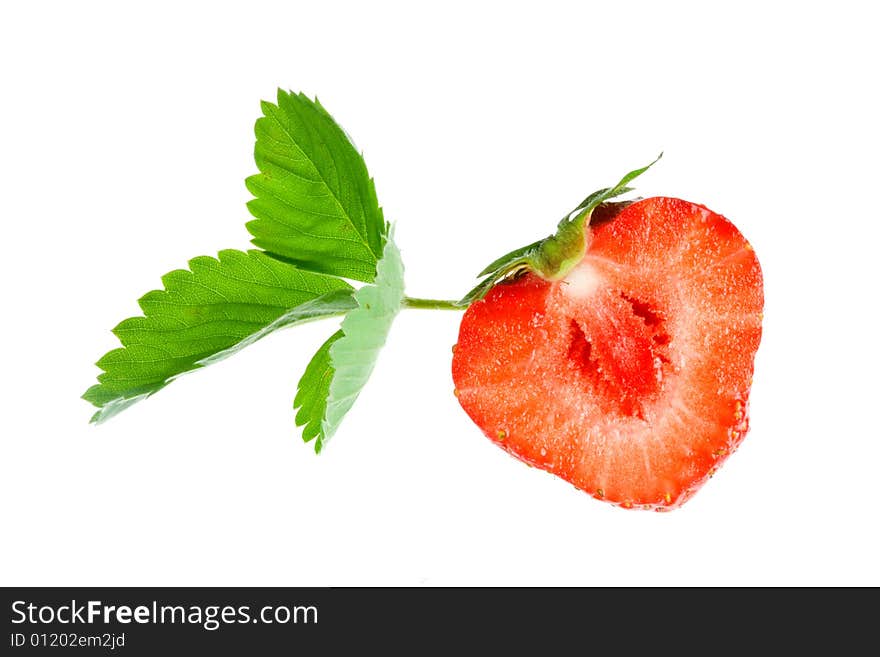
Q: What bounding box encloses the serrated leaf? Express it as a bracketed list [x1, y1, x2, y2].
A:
[83, 250, 354, 423]
[246, 90, 388, 283]
[294, 233, 405, 450]
[293, 330, 342, 453]
[197, 289, 356, 367]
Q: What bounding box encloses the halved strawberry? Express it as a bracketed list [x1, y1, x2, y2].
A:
[452, 196, 763, 510]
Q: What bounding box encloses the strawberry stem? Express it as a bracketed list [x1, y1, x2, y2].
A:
[403, 297, 464, 311]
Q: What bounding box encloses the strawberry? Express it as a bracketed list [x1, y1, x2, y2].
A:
[451, 194, 763, 510]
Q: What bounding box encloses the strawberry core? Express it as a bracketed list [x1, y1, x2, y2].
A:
[559, 279, 670, 420]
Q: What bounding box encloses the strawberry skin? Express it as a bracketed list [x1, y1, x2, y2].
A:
[452, 197, 763, 510]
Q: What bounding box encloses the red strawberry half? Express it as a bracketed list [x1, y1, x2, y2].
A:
[452, 196, 763, 510]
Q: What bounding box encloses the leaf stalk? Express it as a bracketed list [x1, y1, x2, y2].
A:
[402, 297, 465, 311]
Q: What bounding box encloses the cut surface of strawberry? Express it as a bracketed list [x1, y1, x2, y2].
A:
[452, 197, 763, 510]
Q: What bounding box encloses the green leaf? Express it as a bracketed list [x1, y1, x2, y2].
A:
[294, 233, 405, 451]
[83, 250, 355, 423]
[197, 289, 356, 367]
[460, 155, 662, 305]
[293, 330, 342, 453]
[246, 90, 388, 283]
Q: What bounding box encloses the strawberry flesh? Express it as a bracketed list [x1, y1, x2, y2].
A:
[452, 197, 763, 510]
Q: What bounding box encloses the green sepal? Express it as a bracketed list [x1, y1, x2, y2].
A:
[460, 154, 662, 305]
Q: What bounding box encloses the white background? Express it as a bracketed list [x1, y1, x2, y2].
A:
[1, 1, 878, 586]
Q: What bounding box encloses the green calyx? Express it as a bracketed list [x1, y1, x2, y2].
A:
[532, 213, 591, 280]
[459, 154, 663, 306]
